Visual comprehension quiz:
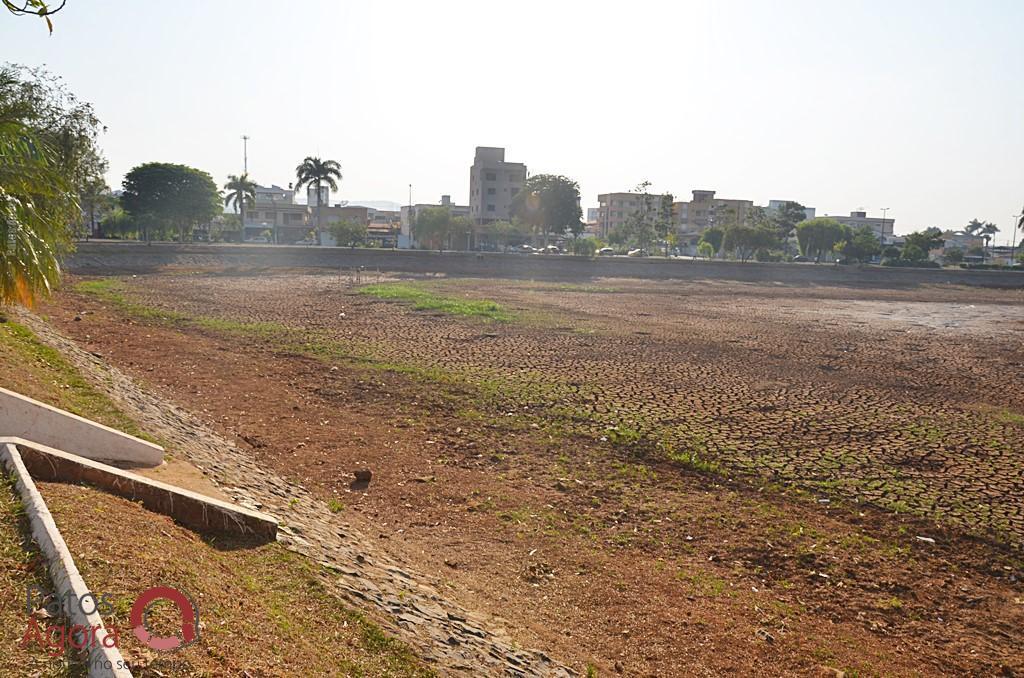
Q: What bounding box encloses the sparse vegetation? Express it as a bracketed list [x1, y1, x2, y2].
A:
[359, 283, 514, 322]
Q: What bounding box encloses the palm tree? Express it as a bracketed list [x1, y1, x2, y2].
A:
[223, 173, 257, 243]
[980, 222, 999, 257]
[0, 66, 76, 306]
[294, 157, 341, 245]
[964, 218, 985, 237]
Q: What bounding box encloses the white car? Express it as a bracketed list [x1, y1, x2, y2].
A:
[597, 247, 615, 256]
[246, 236, 269, 244]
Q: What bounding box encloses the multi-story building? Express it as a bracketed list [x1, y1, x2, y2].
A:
[824, 210, 895, 245]
[672, 190, 754, 233]
[244, 184, 309, 243]
[400, 195, 471, 248]
[469, 147, 527, 224]
[596, 192, 671, 239]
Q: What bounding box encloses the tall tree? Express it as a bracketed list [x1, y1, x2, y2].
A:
[655, 193, 675, 257]
[722, 225, 776, 262]
[412, 206, 452, 250]
[979, 222, 999, 254]
[698, 226, 725, 257]
[902, 227, 945, 255]
[223, 173, 257, 242]
[510, 174, 582, 247]
[329, 218, 367, 248]
[1, 64, 104, 305]
[78, 175, 111, 238]
[772, 202, 806, 254]
[294, 157, 342, 245]
[121, 163, 220, 243]
[835, 226, 881, 263]
[795, 217, 850, 263]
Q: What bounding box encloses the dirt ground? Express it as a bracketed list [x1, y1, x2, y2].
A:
[39, 272, 1024, 676]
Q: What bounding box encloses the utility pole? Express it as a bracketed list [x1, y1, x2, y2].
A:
[1012, 213, 1021, 267]
[241, 135, 250, 174]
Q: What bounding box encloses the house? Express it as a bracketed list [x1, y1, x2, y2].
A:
[244, 184, 309, 243]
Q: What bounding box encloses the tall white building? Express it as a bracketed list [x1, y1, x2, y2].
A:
[469, 147, 527, 224]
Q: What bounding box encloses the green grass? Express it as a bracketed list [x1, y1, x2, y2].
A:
[0, 319, 155, 443]
[0, 476, 85, 676]
[75, 279, 292, 339]
[359, 283, 514, 322]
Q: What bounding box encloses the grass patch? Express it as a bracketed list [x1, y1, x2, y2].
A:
[0, 318, 155, 443]
[41, 482, 433, 676]
[0, 475, 84, 676]
[359, 283, 514, 322]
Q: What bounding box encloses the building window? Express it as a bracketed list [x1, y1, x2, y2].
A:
[487, 187, 496, 195]
[485, 172, 496, 181]
[487, 204, 496, 212]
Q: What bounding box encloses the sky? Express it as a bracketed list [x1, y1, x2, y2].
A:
[4, 0, 1023, 238]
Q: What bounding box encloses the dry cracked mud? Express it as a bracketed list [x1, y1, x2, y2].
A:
[26, 271, 1024, 676]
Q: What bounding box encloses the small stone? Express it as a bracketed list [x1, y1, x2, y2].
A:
[614, 661, 625, 674]
[817, 666, 845, 678]
[73, 315, 82, 321]
[354, 469, 372, 483]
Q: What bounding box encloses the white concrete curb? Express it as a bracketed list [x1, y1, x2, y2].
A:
[0, 387, 163, 467]
[2, 436, 277, 539]
[1, 442, 133, 677]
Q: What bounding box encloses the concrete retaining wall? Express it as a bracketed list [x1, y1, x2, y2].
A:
[67, 241, 1024, 289]
[0, 442, 132, 678]
[0, 387, 163, 467]
[5, 438, 277, 540]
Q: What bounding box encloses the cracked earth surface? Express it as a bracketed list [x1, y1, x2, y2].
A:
[26, 272, 1024, 676]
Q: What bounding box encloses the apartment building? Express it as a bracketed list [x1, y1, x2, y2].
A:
[596, 192, 670, 239]
[672, 190, 754, 233]
[824, 210, 895, 244]
[469, 147, 527, 223]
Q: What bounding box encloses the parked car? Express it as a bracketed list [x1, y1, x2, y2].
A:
[296, 237, 316, 246]
[627, 248, 647, 257]
[246, 236, 269, 244]
[542, 244, 561, 254]
[516, 244, 536, 253]
[597, 247, 615, 256]
[792, 255, 810, 262]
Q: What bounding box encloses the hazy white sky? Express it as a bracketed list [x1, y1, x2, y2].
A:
[4, 0, 1023, 237]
